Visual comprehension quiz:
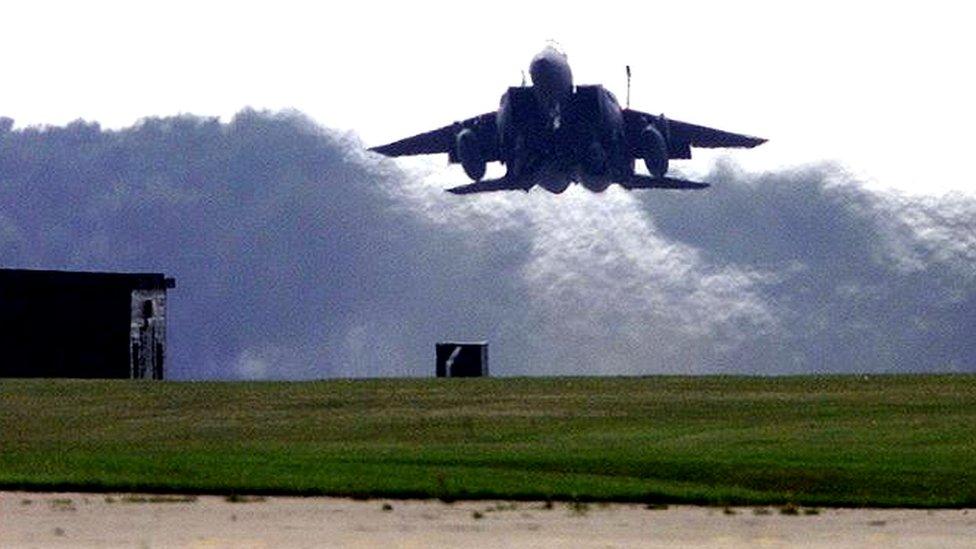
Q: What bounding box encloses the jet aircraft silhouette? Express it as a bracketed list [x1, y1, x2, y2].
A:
[370, 45, 766, 194]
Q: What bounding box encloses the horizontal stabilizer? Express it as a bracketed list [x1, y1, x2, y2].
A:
[446, 177, 529, 194]
[445, 174, 708, 194]
[620, 174, 710, 190]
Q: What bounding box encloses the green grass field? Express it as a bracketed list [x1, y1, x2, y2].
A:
[2, 376, 975, 507]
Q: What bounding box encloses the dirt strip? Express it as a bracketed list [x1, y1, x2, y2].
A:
[3, 492, 975, 548]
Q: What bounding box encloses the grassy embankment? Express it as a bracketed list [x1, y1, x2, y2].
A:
[1, 375, 974, 507]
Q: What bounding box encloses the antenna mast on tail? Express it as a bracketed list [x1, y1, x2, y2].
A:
[626, 65, 632, 109]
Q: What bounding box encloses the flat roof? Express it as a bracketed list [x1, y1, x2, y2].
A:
[0, 268, 175, 290]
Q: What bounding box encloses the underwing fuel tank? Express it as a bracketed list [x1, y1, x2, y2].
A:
[456, 128, 486, 181]
[642, 124, 669, 177]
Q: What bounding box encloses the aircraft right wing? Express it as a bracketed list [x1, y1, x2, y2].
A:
[370, 112, 499, 162]
[623, 109, 766, 159]
[667, 119, 767, 149]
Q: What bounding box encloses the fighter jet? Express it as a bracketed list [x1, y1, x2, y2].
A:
[370, 45, 766, 194]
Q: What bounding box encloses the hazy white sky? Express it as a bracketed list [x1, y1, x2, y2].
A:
[2, 1, 974, 194]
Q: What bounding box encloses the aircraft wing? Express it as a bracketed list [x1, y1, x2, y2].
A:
[667, 119, 767, 149]
[370, 112, 499, 161]
[623, 109, 766, 159]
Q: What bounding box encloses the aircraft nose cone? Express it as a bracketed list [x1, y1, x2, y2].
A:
[528, 47, 572, 91]
[529, 57, 551, 84]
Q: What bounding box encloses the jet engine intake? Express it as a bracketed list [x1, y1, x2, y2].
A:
[581, 178, 610, 192]
[584, 140, 608, 175]
[641, 125, 669, 177]
[456, 128, 486, 181]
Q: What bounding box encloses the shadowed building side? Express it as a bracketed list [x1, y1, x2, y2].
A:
[435, 342, 489, 378]
[0, 269, 175, 379]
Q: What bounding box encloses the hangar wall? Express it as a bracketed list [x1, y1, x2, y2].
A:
[0, 269, 175, 379]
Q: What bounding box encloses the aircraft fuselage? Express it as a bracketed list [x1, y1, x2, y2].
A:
[528, 46, 574, 125]
[496, 46, 631, 192]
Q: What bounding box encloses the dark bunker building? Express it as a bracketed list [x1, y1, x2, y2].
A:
[435, 341, 489, 377]
[0, 268, 175, 379]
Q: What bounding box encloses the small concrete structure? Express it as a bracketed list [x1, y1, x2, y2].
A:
[0, 268, 175, 379]
[435, 341, 489, 377]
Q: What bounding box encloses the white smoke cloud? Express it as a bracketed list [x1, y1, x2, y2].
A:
[1, 110, 972, 378]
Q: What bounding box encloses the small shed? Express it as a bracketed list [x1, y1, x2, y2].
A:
[435, 341, 489, 377]
[0, 268, 175, 379]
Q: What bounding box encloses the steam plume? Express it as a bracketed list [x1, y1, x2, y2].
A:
[0, 111, 972, 378]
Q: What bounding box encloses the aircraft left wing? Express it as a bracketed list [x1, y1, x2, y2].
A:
[623, 109, 766, 159]
[370, 112, 500, 162]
